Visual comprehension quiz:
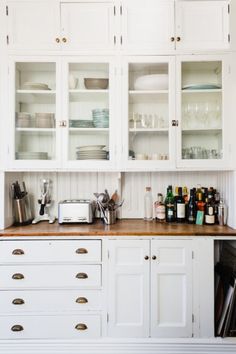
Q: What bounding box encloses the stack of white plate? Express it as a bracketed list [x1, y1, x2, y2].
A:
[16, 152, 48, 160]
[76, 145, 107, 160]
[22, 82, 51, 90]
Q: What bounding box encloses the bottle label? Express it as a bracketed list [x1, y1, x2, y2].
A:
[208, 206, 213, 216]
[156, 205, 165, 220]
[205, 214, 215, 224]
[177, 203, 185, 218]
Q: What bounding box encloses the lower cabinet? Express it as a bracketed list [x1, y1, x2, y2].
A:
[108, 239, 193, 338]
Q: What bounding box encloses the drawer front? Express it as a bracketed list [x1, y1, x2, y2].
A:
[0, 240, 102, 263]
[0, 290, 102, 313]
[0, 265, 101, 289]
[0, 314, 101, 339]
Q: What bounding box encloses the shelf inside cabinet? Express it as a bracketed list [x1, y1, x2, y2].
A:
[129, 128, 168, 133]
[69, 128, 109, 134]
[16, 128, 56, 133]
[182, 89, 222, 94]
[129, 90, 168, 94]
[182, 128, 222, 135]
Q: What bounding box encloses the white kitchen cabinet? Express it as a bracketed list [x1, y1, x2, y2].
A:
[121, 0, 230, 54]
[6, 0, 115, 53]
[121, 54, 232, 170]
[7, 56, 116, 170]
[108, 239, 193, 338]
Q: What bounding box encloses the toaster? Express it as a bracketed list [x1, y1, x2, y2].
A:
[58, 199, 93, 224]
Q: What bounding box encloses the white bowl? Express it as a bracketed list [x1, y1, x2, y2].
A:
[134, 74, 168, 90]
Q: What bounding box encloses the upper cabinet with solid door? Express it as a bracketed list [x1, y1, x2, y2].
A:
[5, 0, 231, 54]
[6, 0, 116, 53]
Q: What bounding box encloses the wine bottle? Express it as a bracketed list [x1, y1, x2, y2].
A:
[165, 185, 175, 222]
[176, 187, 185, 223]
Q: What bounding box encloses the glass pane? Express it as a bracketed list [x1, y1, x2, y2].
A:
[181, 61, 222, 160]
[128, 62, 169, 161]
[15, 62, 56, 160]
[68, 63, 109, 161]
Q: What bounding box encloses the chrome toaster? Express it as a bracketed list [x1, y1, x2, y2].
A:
[58, 199, 93, 224]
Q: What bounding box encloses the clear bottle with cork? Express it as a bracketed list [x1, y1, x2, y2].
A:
[144, 187, 153, 221]
[154, 193, 165, 222]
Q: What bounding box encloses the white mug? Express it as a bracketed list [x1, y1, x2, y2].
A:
[69, 74, 78, 89]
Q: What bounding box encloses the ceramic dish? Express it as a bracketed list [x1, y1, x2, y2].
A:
[134, 74, 168, 90]
[76, 145, 106, 151]
[84, 78, 109, 90]
[22, 82, 51, 90]
[182, 83, 222, 90]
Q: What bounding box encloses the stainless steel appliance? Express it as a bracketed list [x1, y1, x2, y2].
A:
[58, 199, 93, 224]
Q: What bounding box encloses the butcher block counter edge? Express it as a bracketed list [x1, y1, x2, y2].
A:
[0, 219, 236, 237]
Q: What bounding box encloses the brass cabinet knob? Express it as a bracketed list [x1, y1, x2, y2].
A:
[75, 323, 87, 331]
[76, 248, 88, 254]
[144, 255, 149, 260]
[12, 298, 25, 305]
[62, 37, 67, 43]
[11, 325, 24, 332]
[176, 36, 181, 42]
[170, 37, 175, 42]
[152, 255, 157, 260]
[76, 272, 88, 279]
[12, 249, 24, 255]
[12, 273, 24, 280]
[55, 37, 60, 43]
[76, 297, 88, 304]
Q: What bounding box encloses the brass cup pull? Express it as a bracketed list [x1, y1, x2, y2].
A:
[11, 325, 24, 332]
[76, 248, 88, 254]
[170, 37, 175, 42]
[12, 249, 24, 255]
[152, 255, 157, 260]
[12, 273, 24, 280]
[55, 37, 60, 43]
[144, 255, 149, 260]
[12, 298, 25, 305]
[75, 323, 87, 331]
[76, 272, 88, 279]
[76, 297, 88, 304]
[176, 36, 181, 42]
[62, 37, 67, 43]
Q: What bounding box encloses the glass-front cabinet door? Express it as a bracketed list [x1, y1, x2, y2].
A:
[122, 57, 175, 170]
[62, 58, 115, 170]
[9, 58, 60, 168]
[176, 55, 230, 168]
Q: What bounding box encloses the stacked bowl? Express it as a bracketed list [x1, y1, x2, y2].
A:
[92, 109, 109, 128]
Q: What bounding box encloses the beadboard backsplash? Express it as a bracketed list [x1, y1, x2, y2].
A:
[3, 170, 235, 229]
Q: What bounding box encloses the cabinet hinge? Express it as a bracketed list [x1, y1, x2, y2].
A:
[114, 35, 116, 45]
[120, 35, 123, 45]
[228, 4, 230, 14]
[6, 35, 9, 45]
[108, 250, 110, 259]
[171, 119, 178, 127]
[192, 314, 194, 323]
[114, 5, 116, 16]
[192, 251, 194, 259]
[6, 5, 8, 16]
[228, 34, 231, 43]
[120, 5, 123, 15]
[107, 313, 109, 322]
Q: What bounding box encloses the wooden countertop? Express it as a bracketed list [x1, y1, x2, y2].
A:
[0, 219, 236, 237]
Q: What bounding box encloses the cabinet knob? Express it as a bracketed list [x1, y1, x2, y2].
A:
[76, 248, 88, 254]
[55, 37, 60, 43]
[12, 273, 24, 280]
[152, 255, 157, 260]
[76, 272, 88, 279]
[12, 249, 24, 255]
[75, 323, 87, 331]
[62, 37, 67, 43]
[170, 37, 175, 42]
[12, 298, 25, 305]
[76, 297, 88, 304]
[11, 325, 24, 332]
[176, 36, 181, 42]
[144, 255, 149, 260]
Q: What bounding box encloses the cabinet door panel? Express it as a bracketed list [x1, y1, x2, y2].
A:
[108, 240, 149, 337]
[122, 0, 175, 53]
[7, 1, 60, 50]
[176, 1, 230, 51]
[60, 2, 115, 51]
[151, 240, 192, 337]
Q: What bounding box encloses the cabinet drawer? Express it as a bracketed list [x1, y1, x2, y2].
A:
[0, 240, 102, 263]
[0, 314, 101, 339]
[0, 265, 101, 289]
[0, 290, 102, 313]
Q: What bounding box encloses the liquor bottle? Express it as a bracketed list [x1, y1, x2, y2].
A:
[187, 189, 197, 224]
[205, 190, 215, 225]
[154, 193, 166, 222]
[183, 186, 189, 204]
[174, 186, 179, 219]
[165, 185, 175, 222]
[176, 187, 186, 223]
[197, 192, 205, 212]
[144, 187, 153, 221]
[214, 191, 220, 224]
